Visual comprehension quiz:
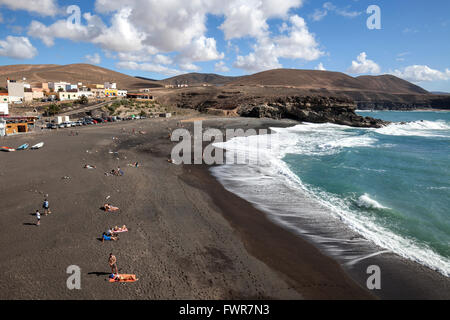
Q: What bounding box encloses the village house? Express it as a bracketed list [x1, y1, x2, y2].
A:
[0, 102, 8, 116]
[117, 89, 128, 97]
[6, 79, 25, 103]
[49, 81, 71, 92]
[104, 82, 117, 89]
[58, 91, 94, 101]
[104, 89, 118, 97]
[127, 93, 154, 100]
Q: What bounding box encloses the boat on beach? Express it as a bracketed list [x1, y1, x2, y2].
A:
[17, 144, 29, 150]
[31, 142, 44, 149]
[0, 146, 16, 152]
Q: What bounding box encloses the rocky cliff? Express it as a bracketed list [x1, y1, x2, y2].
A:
[238, 96, 388, 128]
[173, 87, 389, 128]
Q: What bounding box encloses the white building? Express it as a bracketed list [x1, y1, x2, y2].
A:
[7, 79, 25, 101]
[0, 102, 8, 116]
[49, 82, 71, 92]
[118, 90, 128, 97]
[104, 82, 117, 89]
[58, 91, 94, 101]
[66, 84, 78, 91]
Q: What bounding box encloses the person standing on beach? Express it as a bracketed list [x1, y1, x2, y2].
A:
[109, 253, 118, 275]
[43, 199, 50, 216]
[36, 210, 41, 226]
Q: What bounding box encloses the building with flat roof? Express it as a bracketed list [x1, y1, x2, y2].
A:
[7, 79, 25, 101]
[0, 102, 8, 116]
[127, 93, 154, 100]
[104, 82, 117, 89]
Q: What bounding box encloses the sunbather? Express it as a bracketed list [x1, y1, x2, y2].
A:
[102, 233, 118, 242]
[110, 274, 136, 281]
[113, 225, 128, 232]
[103, 204, 119, 212]
[84, 164, 96, 169]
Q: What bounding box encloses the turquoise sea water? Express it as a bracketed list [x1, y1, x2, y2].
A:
[285, 111, 449, 263]
[212, 111, 450, 276]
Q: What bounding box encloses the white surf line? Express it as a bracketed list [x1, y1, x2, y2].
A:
[344, 250, 392, 267]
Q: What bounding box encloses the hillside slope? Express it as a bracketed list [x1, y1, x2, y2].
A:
[0, 64, 162, 90]
[161, 73, 239, 86]
[227, 69, 429, 95]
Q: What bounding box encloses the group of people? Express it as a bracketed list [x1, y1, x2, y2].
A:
[106, 167, 124, 176]
[35, 198, 50, 226]
[101, 225, 128, 242]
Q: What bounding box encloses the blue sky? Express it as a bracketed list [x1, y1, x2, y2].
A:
[0, 0, 449, 91]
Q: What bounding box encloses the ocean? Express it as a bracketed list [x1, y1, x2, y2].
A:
[211, 111, 450, 277]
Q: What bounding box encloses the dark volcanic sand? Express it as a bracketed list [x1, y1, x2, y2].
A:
[0, 114, 447, 299]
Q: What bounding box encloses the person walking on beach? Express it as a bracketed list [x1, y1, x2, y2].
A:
[36, 210, 41, 226]
[43, 199, 50, 216]
[109, 253, 118, 275]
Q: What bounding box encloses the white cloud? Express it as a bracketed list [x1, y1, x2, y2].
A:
[0, 0, 59, 16]
[214, 61, 230, 73]
[315, 62, 326, 71]
[90, 8, 146, 52]
[311, 9, 328, 22]
[347, 52, 380, 74]
[27, 13, 106, 47]
[28, 9, 146, 53]
[392, 65, 450, 82]
[179, 62, 200, 72]
[234, 15, 323, 72]
[85, 53, 101, 64]
[311, 2, 361, 21]
[178, 36, 224, 63]
[154, 54, 173, 65]
[0, 36, 37, 59]
[24, 0, 317, 75]
[116, 61, 182, 76]
[0, 12, 3, 23]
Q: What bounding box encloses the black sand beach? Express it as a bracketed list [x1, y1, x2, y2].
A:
[0, 114, 448, 299]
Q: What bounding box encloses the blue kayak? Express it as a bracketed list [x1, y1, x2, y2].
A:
[17, 144, 29, 150]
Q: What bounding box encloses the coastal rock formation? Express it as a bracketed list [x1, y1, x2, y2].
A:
[238, 96, 388, 128]
[174, 88, 389, 128]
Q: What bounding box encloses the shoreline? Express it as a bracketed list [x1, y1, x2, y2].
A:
[0, 115, 448, 299]
[192, 118, 450, 299]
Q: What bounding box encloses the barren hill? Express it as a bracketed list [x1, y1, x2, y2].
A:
[227, 69, 429, 95]
[161, 73, 239, 86]
[0, 64, 162, 90]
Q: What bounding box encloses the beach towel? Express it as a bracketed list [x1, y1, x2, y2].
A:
[109, 274, 138, 283]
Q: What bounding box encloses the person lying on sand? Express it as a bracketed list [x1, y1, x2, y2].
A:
[103, 204, 119, 212]
[113, 225, 128, 233]
[109, 167, 124, 176]
[102, 233, 118, 242]
[84, 164, 96, 169]
[127, 162, 139, 168]
[110, 274, 137, 281]
[106, 228, 118, 237]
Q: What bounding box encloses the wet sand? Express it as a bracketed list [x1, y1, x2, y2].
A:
[0, 114, 447, 299]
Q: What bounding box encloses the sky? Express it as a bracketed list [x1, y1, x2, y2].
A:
[0, 0, 449, 91]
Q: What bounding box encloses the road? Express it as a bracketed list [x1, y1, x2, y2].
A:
[57, 100, 111, 117]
